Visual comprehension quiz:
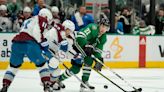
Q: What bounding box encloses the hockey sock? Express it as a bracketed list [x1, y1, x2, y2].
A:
[3, 66, 18, 86]
[48, 57, 61, 82]
[59, 65, 81, 81]
[37, 63, 50, 82]
[49, 67, 61, 82]
[82, 66, 92, 82]
[82, 56, 93, 82]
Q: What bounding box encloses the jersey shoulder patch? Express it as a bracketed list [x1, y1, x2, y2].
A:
[91, 24, 98, 30]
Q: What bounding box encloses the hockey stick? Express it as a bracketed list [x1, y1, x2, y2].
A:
[93, 69, 142, 92]
[48, 48, 92, 91]
[51, 36, 140, 91]
[69, 51, 139, 92]
[93, 68, 129, 92]
[91, 55, 142, 92]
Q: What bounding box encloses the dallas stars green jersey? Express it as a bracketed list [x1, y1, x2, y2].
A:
[76, 23, 107, 58]
[59, 24, 107, 83]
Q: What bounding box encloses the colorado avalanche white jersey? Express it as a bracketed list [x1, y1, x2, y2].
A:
[12, 16, 48, 43]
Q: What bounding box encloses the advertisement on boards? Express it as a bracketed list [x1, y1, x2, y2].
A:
[0, 33, 15, 61]
[146, 36, 164, 61]
[103, 35, 139, 62]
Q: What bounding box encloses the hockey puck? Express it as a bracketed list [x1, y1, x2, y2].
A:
[104, 85, 108, 89]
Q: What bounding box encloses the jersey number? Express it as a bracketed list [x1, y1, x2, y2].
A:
[84, 28, 91, 35]
[42, 22, 47, 29]
[22, 20, 31, 29]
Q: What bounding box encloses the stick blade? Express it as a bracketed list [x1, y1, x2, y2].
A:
[129, 88, 142, 92]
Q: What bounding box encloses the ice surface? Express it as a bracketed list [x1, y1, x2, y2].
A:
[0, 69, 164, 92]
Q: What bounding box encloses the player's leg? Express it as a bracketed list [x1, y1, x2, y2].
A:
[81, 56, 95, 91]
[73, 43, 95, 90]
[42, 51, 60, 81]
[54, 53, 83, 90]
[43, 49, 65, 90]
[26, 41, 51, 92]
[0, 42, 25, 92]
[59, 64, 81, 81]
[47, 57, 62, 90]
[59, 53, 83, 81]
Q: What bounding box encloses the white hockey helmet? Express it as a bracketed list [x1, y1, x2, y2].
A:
[62, 20, 75, 32]
[39, 8, 53, 22]
[23, 6, 32, 13]
[0, 5, 7, 11]
[51, 6, 59, 13]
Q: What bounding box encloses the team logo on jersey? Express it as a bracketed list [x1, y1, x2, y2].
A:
[92, 25, 97, 30]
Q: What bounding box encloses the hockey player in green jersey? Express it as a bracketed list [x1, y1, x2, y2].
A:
[58, 18, 110, 91]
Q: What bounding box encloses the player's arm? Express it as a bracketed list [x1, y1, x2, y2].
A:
[32, 17, 51, 55]
[76, 24, 94, 48]
[76, 24, 96, 57]
[93, 34, 107, 71]
[32, 17, 49, 43]
[94, 34, 107, 58]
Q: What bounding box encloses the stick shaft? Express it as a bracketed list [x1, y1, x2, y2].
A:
[92, 68, 127, 92]
[91, 55, 139, 91]
[48, 49, 91, 90]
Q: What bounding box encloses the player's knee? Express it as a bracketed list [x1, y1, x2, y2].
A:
[6, 66, 19, 75]
[43, 50, 53, 59]
[48, 57, 59, 69]
[35, 62, 46, 67]
[84, 57, 93, 66]
[34, 58, 47, 67]
[73, 68, 80, 74]
[51, 68, 61, 76]
[71, 54, 83, 67]
[71, 65, 81, 74]
[71, 60, 83, 67]
[10, 63, 22, 68]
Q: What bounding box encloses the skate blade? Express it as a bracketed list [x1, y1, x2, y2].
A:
[80, 88, 95, 92]
[53, 90, 61, 92]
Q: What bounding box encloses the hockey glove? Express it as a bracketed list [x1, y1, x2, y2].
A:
[40, 38, 49, 52]
[94, 58, 103, 71]
[84, 45, 94, 56]
[59, 40, 68, 52]
[71, 53, 83, 67]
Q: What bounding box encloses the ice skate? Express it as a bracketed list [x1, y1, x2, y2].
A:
[0, 84, 9, 92]
[0, 86, 8, 92]
[57, 81, 65, 89]
[51, 82, 61, 91]
[43, 82, 52, 92]
[80, 81, 95, 92]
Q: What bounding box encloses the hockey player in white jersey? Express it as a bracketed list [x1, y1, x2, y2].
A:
[0, 8, 53, 92]
[43, 20, 76, 91]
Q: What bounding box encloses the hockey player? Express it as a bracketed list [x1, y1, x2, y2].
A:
[51, 6, 60, 23]
[0, 8, 53, 92]
[43, 20, 75, 91]
[58, 18, 110, 91]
